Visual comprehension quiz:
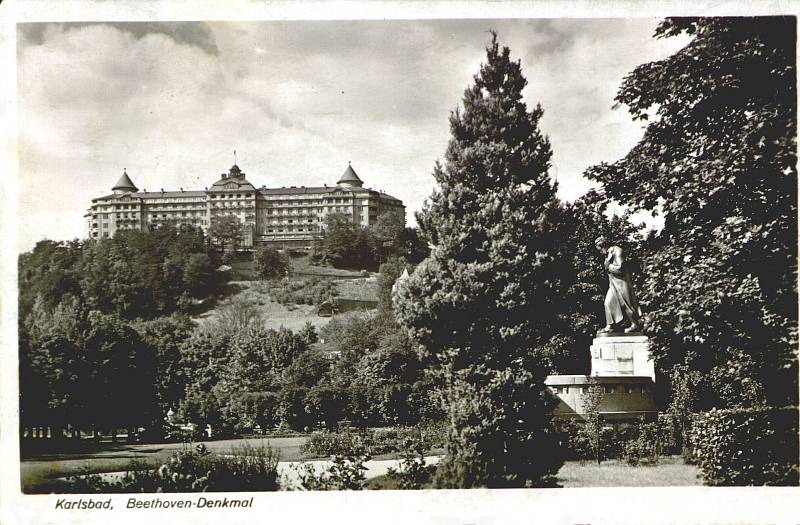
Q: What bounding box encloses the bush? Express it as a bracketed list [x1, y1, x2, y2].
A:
[254, 246, 290, 279]
[691, 406, 799, 486]
[554, 419, 642, 462]
[386, 438, 437, 489]
[623, 417, 667, 466]
[67, 443, 280, 492]
[265, 278, 337, 307]
[301, 424, 446, 458]
[294, 451, 371, 490]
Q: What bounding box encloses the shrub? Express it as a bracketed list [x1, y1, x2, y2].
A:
[254, 246, 290, 279]
[386, 438, 437, 489]
[265, 278, 338, 307]
[294, 451, 371, 490]
[302, 430, 367, 457]
[691, 406, 799, 486]
[623, 417, 665, 466]
[301, 424, 446, 459]
[67, 443, 280, 492]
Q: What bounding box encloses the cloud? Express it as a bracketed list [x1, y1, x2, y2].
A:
[18, 19, 690, 251]
[19, 21, 219, 54]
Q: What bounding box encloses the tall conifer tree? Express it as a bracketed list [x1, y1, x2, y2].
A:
[395, 33, 564, 488]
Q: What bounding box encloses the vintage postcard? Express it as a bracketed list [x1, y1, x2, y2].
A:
[1, 1, 798, 524]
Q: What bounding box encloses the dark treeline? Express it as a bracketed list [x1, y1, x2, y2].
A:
[18, 224, 227, 440]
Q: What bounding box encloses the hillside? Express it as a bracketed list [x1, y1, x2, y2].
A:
[194, 256, 380, 333]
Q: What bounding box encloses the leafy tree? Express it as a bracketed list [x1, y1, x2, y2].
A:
[304, 385, 348, 428]
[395, 33, 565, 487]
[377, 256, 408, 313]
[83, 312, 158, 439]
[579, 380, 604, 465]
[183, 253, 216, 299]
[178, 331, 232, 430]
[18, 240, 82, 315]
[317, 213, 372, 268]
[207, 297, 264, 339]
[133, 315, 196, 414]
[322, 311, 396, 388]
[298, 321, 319, 346]
[209, 215, 244, 253]
[283, 350, 330, 388]
[219, 326, 307, 394]
[254, 246, 290, 279]
[397, 227, 430, 265]
[369, 211, 405, 264]
[277, 386, 312, 430]
[585, 17, 797, 409]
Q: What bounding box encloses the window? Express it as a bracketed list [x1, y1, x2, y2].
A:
[604, 386, 615, 394]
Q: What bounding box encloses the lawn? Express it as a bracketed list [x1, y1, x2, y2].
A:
[20, 436, 308, 494]
[556, 456, 702, 487]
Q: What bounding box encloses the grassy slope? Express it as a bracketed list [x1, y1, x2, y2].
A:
[198, 255, 378, 333]
[194, 281, 334, 333]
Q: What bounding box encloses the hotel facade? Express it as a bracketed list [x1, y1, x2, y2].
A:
[86, 163, 405, 248]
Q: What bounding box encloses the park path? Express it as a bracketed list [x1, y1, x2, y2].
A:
[277, 456, 441, 489]
[82, 456, 442, 490]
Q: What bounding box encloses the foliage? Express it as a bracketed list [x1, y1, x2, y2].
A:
[19, 225, 222, 321]
[67, 444, 280, 493]
[208, 215, 244, 253]
[386, 437, 438, 489]
[395, 33, 564, 488]
[301, 429, 373, 457]
[205, 297, 264, 339]
[132, 314, 196, 414]
[294, 451, 371, 491]
[578, 380, 605, 464]
[316, 211, 428, 270]
[301, 424, 446, 458]
[376, 256, 408, 313]
[585, 17, 798, 409]
[264, 277, 337, 307]
[664, 364, 701, 456]
[316, 213, 373, 269]
[254, 246, 291, 279]
[691, 406, 799, 486]
[623, 417, 666, 466]
[183, 253, 216, 299]
[298, 321, 319, 345]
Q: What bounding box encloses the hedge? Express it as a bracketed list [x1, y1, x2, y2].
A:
[691, 406, 799, 486]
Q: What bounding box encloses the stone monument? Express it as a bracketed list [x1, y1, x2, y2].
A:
[544, 236, 656, 422]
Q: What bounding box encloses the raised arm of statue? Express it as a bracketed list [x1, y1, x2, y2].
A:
[607, 246, 624, 276]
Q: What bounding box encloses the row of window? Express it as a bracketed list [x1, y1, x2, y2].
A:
[551, 385, 650, 395]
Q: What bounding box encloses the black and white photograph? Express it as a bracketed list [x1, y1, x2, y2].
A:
[1, 2, 798, 524]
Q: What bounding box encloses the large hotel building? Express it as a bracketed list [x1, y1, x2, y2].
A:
[86, 163, 405, 248]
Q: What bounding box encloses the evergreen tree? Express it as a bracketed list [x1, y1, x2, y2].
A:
[394, 33, 564, 488]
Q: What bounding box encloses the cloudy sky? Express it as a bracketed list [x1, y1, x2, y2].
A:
[17, 19, 690, 252]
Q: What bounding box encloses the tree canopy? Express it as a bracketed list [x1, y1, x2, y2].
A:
[586, 17, 797, 409]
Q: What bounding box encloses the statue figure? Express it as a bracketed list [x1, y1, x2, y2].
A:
[595, 236, 641, 334]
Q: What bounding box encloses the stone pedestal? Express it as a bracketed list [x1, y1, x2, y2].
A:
[589, 335, 654, 381]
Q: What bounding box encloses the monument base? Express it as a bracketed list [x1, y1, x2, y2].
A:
[590, 335, 654, 381]
[545, 375, 656, 422]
